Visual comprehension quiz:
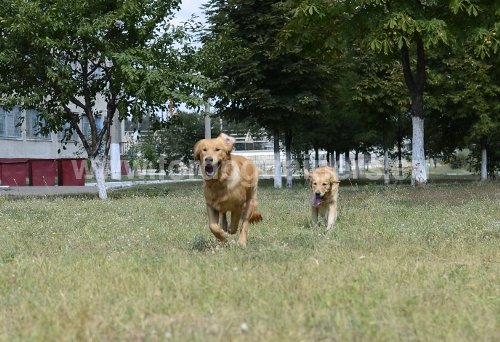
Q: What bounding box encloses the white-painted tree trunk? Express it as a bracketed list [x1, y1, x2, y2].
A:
[90, 155, 108, 200]
[273, 130, 282, 188]
[411, 116, 427, 186]
[274, 151, 282, 188]
[344, 152, 351, 179]
[204, 103, 211, 139]
[110, 112, 122, 180]
[338, 153, 344, 174]
[384, 148, 390, 185]
[481, 146, 487, 181]
[354, 152, 360, 179]
[285, 148, 292, 188]
[110, 143, 121, 180]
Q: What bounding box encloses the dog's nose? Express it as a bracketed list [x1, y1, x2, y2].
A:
[315, 191, 321, 197]
[205, 157, 213, 163]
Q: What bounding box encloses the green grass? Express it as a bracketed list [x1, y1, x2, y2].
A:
[0, 181, 499, 341]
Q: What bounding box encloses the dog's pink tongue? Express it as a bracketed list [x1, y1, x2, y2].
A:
[312, 197, 322, 207]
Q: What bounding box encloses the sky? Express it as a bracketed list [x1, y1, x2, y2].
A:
[173, 0, 207, 25]
[173, 1, 209, 113]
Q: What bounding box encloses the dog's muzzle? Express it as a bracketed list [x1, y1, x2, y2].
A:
[312, 192, 324, 207]
[204, 160, 219, 178]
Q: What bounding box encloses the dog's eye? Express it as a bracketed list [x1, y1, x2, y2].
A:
[313, 182, 317, 185]
[322, 183, 327, 186]
[215, 148, 221, 152]
[202, 148, 207, 152]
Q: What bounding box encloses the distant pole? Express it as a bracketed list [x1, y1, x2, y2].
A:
[110, 110, 122, 180]
[204, 102, 211, 139]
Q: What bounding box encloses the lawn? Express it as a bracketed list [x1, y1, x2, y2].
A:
[0, 181, 499, 341]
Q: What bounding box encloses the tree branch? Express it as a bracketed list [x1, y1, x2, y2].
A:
[62, 104, 91, 154]
[401, 40, 417, 96]
[415, 35, 426, 92]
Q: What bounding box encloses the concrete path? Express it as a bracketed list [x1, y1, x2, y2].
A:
[0, 186, 98, 196]
[0, 179, 202, 196]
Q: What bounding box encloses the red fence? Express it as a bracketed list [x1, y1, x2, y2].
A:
[58, 159, 86, 186]
[0, 158, 86, 186]
[0, 159, 28, 186]
[30, 159, 57, 186]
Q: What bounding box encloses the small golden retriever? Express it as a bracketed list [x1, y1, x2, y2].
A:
[194, 133, 262, 246]
[305, 166, 340, 230]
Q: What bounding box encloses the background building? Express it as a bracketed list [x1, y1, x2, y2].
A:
[0, 100, 126, 186]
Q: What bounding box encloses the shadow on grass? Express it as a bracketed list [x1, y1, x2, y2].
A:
[191, 236, 220, 252]
[110, 185, 171, 198]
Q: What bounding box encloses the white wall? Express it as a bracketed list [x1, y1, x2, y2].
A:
[0, 135, 84, 159]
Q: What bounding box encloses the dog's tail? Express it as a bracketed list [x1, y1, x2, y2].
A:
[247, 199, 263, 224]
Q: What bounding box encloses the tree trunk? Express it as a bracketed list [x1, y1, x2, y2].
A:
[90, 155, 108, 200]
[402, 37, 427, 186]
[344, 150, 351, 179]
[204, 103, 211, 139]
[304, 152, 310, 173]
[304, 151, 310, 185]
[314, 147, 319, 169]
[110, 112, 122, 180]
[336, 151, 341, 173]
[354, 150, 360, 179]
[480, 139, 488, 181]
[273, 128, 282, 188]
[398, 137, 403, 178]
[285, 130, 293, 188]
[384, 148, 390, 185]
[411, 116, 427, 186]
[383, 127, 389, 185]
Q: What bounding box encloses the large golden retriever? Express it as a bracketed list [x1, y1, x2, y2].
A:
[194, 133, 262, 246]
[305, 166, 340, 230]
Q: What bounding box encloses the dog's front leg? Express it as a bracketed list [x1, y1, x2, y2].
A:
[219, 213, 228, 232]
[311, 206, 319, 227]
[326, 201, 338, 230]
[228, 209, 241, 235]
[207, 205, 227, 242]
[238, 201, 251, 247]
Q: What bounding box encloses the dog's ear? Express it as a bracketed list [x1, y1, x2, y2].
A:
[193, 140, 204, 161]
[219, 133, 236, 152]
[329, 169, 339, 185]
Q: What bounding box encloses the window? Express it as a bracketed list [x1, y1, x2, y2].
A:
[57, 123, 79, 142]
[0, 106, 22, 139]
[81, 116, 92, 138]
[57, 115, 92, 142]
[26, 109, 51, 141]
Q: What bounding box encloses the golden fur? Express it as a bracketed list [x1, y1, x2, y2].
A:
[194, 133, 262, 246]
[304, 166, 340, 230]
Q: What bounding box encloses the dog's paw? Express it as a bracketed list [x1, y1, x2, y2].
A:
[209, 224, 228, 242]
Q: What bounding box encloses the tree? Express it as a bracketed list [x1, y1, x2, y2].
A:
[286, 0, 499, 186]
[202, 0, 332, 188]
[142, 112, 206, 175]
[0, 0, 200, 199]
[441, 52, 500, 180]
[353, 54, 411, 184]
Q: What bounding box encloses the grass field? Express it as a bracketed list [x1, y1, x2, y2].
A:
[0, 181, 499, 341]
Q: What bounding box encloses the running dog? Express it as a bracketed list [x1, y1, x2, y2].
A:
[194, 133, 262, 246]
[304, 166, 340, 230]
